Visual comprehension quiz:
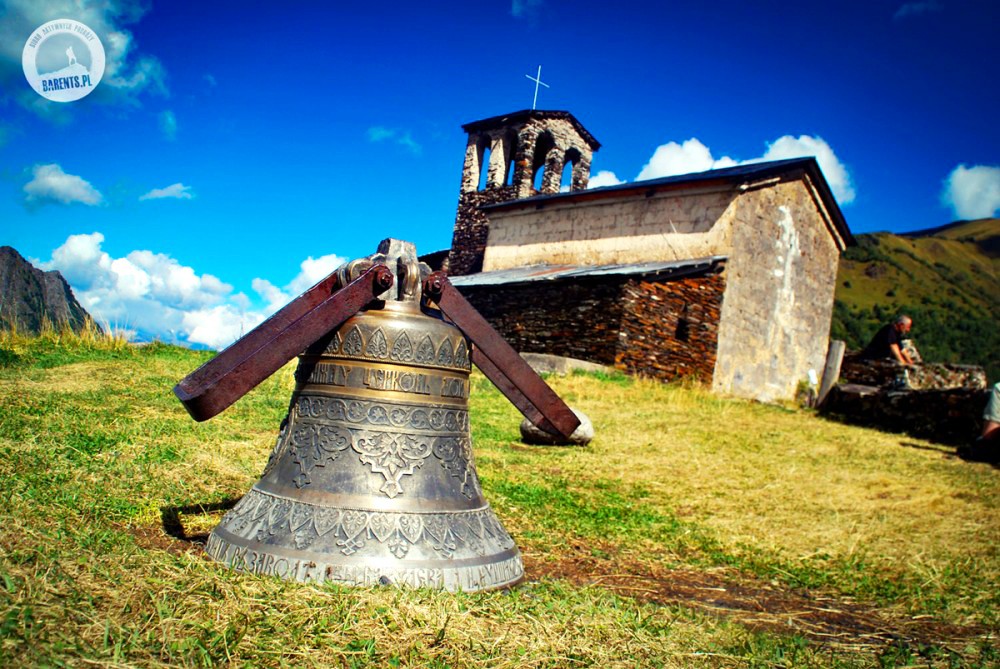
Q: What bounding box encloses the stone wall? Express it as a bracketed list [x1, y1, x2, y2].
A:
[840, 355, 988, 391]
[459, 278, 625, 365]
[448, 187, 516, 276]
[449, 113, 596, 276]
[458, 271, 724, 382]
[481, 188, 738, 271]
[712, 180, 842, 401]
[506, 117, 594, 199]
[822, 384, 989, 446]
[616, 273, 725, 383]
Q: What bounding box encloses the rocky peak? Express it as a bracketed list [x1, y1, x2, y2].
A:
[0, 246, 95, 334]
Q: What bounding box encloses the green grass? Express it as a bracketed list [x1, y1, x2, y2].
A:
[1, 331, 998, 667]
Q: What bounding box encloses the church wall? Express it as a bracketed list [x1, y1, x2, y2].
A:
[480, 188, 739, 270]
[449, 115, 595, 276]
[511, 118, 595, 198]
[458, 279, 625, 364]
[456, 271, 725, 383]
[450, 187, 517, 276]
[711, 180, 841, 402]
[616, 273, 726, 383]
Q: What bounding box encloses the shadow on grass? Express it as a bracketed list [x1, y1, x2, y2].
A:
[160, 499, 240, 544]
[899, 440, 1000, 469]
[898, 440, 957, 455]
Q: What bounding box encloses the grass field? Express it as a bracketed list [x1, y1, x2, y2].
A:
[1, 330, 998, 667]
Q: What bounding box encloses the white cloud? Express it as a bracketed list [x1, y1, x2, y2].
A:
[251, 278, 287, 314]
[159, 110, 177, 140]
[396, 132, 422, 155]
[23, 163, 103, 206]
[139, 183, 194, 201]
[366, 126, 422, 154]
[760, 135, 855, 204]
[182, 305, 259, 350]
[253, 253, 349, 314]
[512, 0, 543, 20]
[40, 233, 350, 350]
[941, 164, 1000, 220]
[894, 1, 943, 20]
[629, 134, 855, 205]
[367, 126, 395, 142]
[0, 0, 167, 113]
[587, 170, 625, 189]
[40, 232, 253, 349]
[637, 138, 737, 181]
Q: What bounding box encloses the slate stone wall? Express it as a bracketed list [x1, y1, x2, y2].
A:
[459, 278, 624, 364]
[458, 270, 725, 382]
[617, 273, 726, 383]
[840, 355, 988, 391]
[822, 384, 989, 445]
[448, 187, 516, 276]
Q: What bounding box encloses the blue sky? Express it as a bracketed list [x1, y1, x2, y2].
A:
[1, 0, 997, 348]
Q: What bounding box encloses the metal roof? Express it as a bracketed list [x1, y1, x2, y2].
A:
[450, 256, 726, 288]
[482, 157, 853, 246]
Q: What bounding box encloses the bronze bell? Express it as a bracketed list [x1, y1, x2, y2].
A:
[174, 239, 580, 591]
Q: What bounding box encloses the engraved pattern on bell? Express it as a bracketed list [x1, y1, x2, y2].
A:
[313, 320, 470, 372]
[288, 423, 352, 487]
[365, 328, 389, 358]
[343, 326, 364, 356]
[391, 331, 413, 361]
[415, 335, 436, 364]
[215, 488, 516, 560]
[205, 240, 522, 591]
[353, 430, 433, 497]
[294, 396, 469, 432]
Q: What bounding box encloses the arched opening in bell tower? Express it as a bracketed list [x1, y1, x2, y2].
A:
[560, 148, 581, 192]
[503, 129, 519, 186]
[476, 135, 492, 191]
[531, 131, 556, 193]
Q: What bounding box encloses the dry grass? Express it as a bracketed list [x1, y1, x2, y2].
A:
[476, 373, 1000, 623]
[1, 340, 998, 667]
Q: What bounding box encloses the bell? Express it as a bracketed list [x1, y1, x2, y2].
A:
[176, 239, 581, 591]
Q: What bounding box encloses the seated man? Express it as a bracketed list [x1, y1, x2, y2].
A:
[861, 315, 914, 365]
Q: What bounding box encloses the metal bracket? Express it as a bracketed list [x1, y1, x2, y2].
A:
[174, 264, 394, 421]
[423, 271, 581, 440]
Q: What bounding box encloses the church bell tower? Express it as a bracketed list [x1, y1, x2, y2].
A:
[447, 110, 600, 276]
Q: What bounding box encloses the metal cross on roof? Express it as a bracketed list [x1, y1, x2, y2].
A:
[525, 65, 549, 110]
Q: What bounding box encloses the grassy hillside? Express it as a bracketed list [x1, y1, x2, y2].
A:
[832, 218, 999, 382]
[1, 331, 998, 667]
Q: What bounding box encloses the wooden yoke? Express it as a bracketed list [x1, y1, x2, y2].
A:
[174, 264, 394, 422]
[423, 271, 581, 440]
[174, 246, 579, 443]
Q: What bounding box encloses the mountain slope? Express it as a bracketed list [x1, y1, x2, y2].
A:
[831, 218, 999, 382]
[0, 246, 94, 334]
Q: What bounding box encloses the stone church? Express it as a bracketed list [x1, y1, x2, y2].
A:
[440, 109, 853, 402]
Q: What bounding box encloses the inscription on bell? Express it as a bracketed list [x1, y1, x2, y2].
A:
[363, 368, 431, 395]
[441, 377, 468, 399]
[304, 362, 470, 399]
[311, 363, 351, 386]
